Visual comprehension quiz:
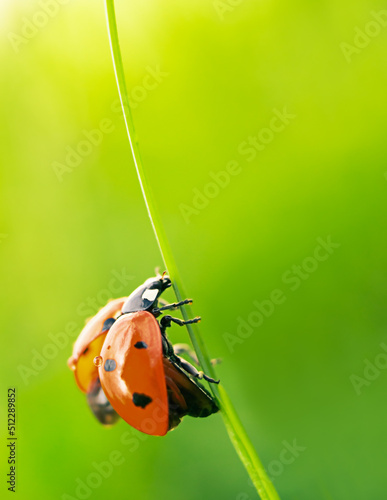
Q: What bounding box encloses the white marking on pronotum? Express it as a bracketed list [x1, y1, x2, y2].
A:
[142, 289, 158, 302]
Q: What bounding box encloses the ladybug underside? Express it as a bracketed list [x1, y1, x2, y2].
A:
[163, 357, 218, 431]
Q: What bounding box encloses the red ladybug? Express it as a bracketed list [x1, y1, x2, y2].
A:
[68, 274, 219, 435]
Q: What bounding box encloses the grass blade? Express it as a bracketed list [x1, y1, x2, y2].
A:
[104, 2, 281, 498]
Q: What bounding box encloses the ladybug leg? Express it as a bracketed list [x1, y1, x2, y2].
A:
[159, 315, 201, 334]
[173, 343, 199, 365]
[161, 333, 175, 358]
[174, 343, 222, 367]
[153, 299, 193, 314]
[175, 356, 220, 385]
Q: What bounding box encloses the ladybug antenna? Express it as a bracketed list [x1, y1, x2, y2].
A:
[162, 271, 167, 279]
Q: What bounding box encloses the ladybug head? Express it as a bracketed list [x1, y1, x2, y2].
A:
[159, 272, 171, 291]
[142, 273, 171, 295]
[121, 273, 172, 314]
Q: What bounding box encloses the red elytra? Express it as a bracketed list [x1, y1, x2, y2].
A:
[98, 311, 169, 436]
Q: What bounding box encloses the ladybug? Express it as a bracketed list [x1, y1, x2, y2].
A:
[68, 273, 220, 435]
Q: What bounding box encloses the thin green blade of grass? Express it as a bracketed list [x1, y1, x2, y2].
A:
[104, 2, 281, 498]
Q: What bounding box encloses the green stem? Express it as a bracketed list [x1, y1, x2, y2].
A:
[104, 2, 281, 499]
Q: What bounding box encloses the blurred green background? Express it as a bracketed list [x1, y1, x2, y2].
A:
[1, 0, 387, 499]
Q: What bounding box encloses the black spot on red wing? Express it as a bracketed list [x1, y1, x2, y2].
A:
[82, 347, 89, 355]
[132, 393, 152, 408]
[104, 359, 116, 372]
[134, 341, 148, 349]
[102, 317, 116, 333]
